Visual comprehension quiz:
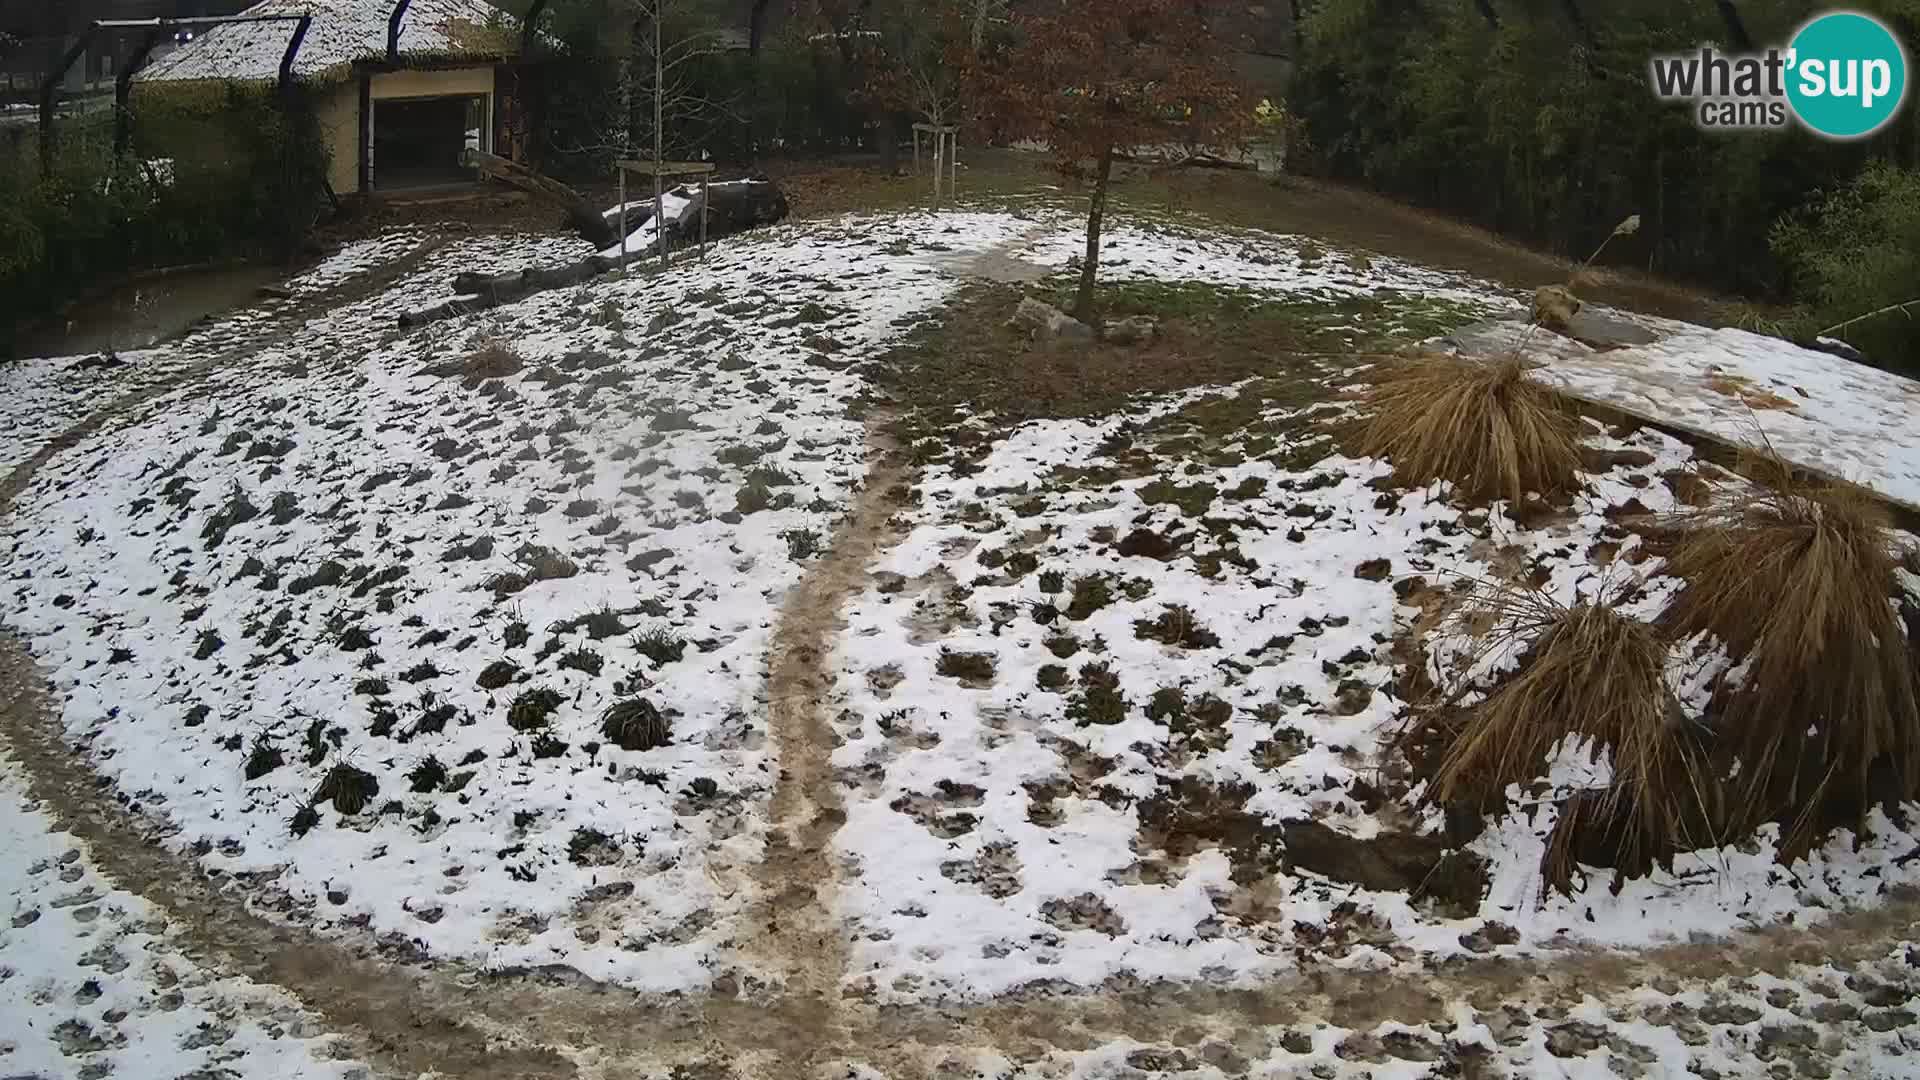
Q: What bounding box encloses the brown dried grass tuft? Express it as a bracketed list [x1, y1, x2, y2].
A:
[1662, 470, 1920, 857]
[1414, 583, 1716, 894]
[1354, 354, 1585, 504]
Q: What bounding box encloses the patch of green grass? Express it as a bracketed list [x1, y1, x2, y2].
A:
[507, 687, 564, 731]
[1068, 662, 1128, 726]
[633, 627, 686, 667]
[936, 649, 997, 684]
[1133, 604, 1222, 649]
[781, 528, 822, 560]
[1139, 478, 1218, 517]
[558, 646, 604, 677]
[1065, 575, 1115, 621]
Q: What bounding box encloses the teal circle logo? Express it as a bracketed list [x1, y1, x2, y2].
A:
[1786, 11, 1909, 139]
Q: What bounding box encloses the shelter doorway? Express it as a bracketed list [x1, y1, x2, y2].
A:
[372, 94, 486, 190]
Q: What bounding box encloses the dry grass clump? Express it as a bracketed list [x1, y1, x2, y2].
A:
[1411, 583, 1715, 895]
[424, 340, 525, 387]
[1662, 474, 1920, 857]
[1353, 354, 1585, 504]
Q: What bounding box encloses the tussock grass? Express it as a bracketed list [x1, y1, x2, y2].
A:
[507, 686, 564, 731]
[602, 699, 671, 751]
[633, 627, 687, 667]
[1412, 583, 1714, 895]
[1662, 472, 1920, 857]
[423, 340, 524, 387]
[1353, 355, 1585, 504]
[460, 342, 524, 386]
[314, 762, 379, 814]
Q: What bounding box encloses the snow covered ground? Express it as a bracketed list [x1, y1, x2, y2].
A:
[0, 757, 372, 1080]
[830, 378, 1920, 1002]
[5, 205, 1920, 1073]
[1545, 321, 1920, 511]
[820, 217, 1920, 1003]
[0, 210, 1058, 992]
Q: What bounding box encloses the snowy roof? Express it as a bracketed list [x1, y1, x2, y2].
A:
[137, 0, 515, 86]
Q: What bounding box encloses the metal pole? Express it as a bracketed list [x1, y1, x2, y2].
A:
[618, 165, 628, 275]
[653, 0, 666, 271]
[115, 28, 164, 157]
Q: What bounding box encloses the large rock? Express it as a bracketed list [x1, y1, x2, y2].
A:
[1009, 297, 1094, 342]
[1561, 308, 1660, 348]
[1102, 314, 1159, 346]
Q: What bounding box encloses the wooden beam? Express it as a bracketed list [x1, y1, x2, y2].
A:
[280, 13, 312, 96]
[387, 0, 413, 64]
[92, 14, 310, 31]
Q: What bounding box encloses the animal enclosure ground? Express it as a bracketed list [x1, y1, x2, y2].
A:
[2, 196, 1918, 1080]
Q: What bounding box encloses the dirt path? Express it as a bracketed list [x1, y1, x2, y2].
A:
[3, 235, 1920, 1079]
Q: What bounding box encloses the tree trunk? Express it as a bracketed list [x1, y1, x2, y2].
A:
[749, 0, 773, 55]
[1714, 1, 1753, 51]
[1073, 144, 1115, 323]
[748, 0, 774, 157]
[401, 179, 790, 328]
[462, 149, 617, 248]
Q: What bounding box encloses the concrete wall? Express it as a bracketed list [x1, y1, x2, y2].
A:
[370, 67, 494, 101]
[318, 66, 497, 193]
[316, 81, 359, 195]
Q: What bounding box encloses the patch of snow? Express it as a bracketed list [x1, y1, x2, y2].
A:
[0, 759, 369, 1080]
[1530, 319, 1920, 511]
[0, 210, 1067, 992]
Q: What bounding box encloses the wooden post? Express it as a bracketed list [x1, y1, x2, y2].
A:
[699, 174, 709, 259]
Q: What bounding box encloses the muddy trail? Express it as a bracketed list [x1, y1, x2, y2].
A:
[2, 234, 1919, 1079]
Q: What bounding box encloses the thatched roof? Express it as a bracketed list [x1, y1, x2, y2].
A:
[137, 0, 515, 86]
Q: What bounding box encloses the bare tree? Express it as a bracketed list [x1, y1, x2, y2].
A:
[548, 0, 738, 175]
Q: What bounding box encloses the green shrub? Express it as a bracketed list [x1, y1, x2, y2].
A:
[1772, 162, 1920, 375]
[1, 84, 329, 355]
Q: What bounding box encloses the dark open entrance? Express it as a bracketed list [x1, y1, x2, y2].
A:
[372, 95, 485, 190]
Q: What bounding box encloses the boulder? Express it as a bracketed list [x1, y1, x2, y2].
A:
[1009, 297, 1094, 342]
[1102, 314, 1159, 345]
[1561, 308, 1660, 348]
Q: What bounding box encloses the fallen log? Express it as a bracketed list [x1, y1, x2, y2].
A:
[397, 179, 790, 329]
[461, 148, 618, 249]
